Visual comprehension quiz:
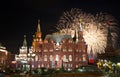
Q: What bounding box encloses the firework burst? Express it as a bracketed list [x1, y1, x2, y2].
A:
[56, 8, 119, 54]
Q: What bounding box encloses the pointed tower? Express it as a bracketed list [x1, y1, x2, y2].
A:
[105, 27, 114, 52]
[32, 19, 43, 52]
[20, 35, 28, 54]
[97, 27, 115, 61]
[23, 35, 27, 47]
[73, 29, 77, 43]
[36, 19, 42, 39]
[77, 22, 84, 42]
[89, 46, 95, 64]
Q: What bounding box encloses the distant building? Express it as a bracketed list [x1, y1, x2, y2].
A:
[15, 35, 29, 70]
[0, 43, 9, 69]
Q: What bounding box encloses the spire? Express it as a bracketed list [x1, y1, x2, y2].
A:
[37, 19, 41, 32]
[23, 35, 27, 47]
[79, 18, 82, 31]
[106, 27, 112, 46]
[107, 27, 112, 37]
[89, 46, 95, 64]
[90, 46, 94, 58]
[77, 19, 84, 42]
[79, 23, 83, 31]
[105, 27, 114, 52]
[73, 30, 76, 43]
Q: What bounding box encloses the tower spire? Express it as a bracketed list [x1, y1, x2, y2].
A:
[79, 23, 83, 31]
[105, 27, 114, 52]
[73, 29, 77, 43]
[89, 46, 95, 64]
[77, 19, 84, 42]
[90, 46, 94, 58]
[23, 35, 27, 47]
[37, 19, 41, 32]
[79, 18, 82, 31]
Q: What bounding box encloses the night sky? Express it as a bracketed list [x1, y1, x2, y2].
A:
[0, 0, 120, 54]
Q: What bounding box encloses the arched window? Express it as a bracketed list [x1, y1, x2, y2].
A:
[56, 55, 59, 61]
[44, 48, 48, 52]
[35, 55, 38, 61]
[50, 55, 53, 61]
[83, 49, 86, 52]
[69, 55, 72, 61]
[44, 55, 47, 61]
[63, 48, 67, 52]
[63, 55, 67, 62]
[82, 54, 86, 61]
[49, 49, 53, 52]
[68, 48, 72, 52]
[75, 56, 78, 61]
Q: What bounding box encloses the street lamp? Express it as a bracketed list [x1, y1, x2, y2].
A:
[28, 47, 35, 75]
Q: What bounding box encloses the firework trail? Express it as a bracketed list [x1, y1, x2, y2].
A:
[56, 8, 119, 54]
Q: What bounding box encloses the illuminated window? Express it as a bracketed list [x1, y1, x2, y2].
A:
[79, 57, 82, 61]
[83, 50, 86, 52]
[63, 48, 67, 52]
[38, 64, 40, 68]
[36, 39, 38, 41]
[82, 54, 86, 61]
[68, 40, 72, 43]
[49, 49, 53, 52]
[35, 55, 38, 61]
[79, 50, 81, 52]
[76, 64, 78, 68]
[63, 55, 67, 62]
[39, 50, 41, 52]
[76, 49, 78, 52]
[44, 55, 47, 61]
[50, 55, 53, 61]
[69, 55, 72, 61]
[44, 49, 48, 52]
[75, 57, 78, 61]
[32, 65, 34, 68]
[68, 48, 72, 52]
[56, 55, 59, 61]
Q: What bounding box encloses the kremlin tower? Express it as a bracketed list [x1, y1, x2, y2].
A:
[32, 19, 43, 52]
[97, 27, 115, 61]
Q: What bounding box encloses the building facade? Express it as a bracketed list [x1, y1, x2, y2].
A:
[15, 35, 29, 70]
[0, 43, 9, 70]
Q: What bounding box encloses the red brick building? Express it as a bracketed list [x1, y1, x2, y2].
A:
[31, 20, 88, 70]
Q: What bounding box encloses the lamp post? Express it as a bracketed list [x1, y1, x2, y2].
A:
[28, 48, 35, 75]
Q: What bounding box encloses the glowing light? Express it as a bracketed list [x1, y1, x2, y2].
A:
[83, 24, 107, 54]
[56, 8, 119, 55]
[117, 63, 120, 66]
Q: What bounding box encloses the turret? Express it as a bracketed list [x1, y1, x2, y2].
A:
[78, 22, 84, 42]
[32, 19, 43, 52]
[105, 27, 114, 52]
[35, 19, 42, 38]
[23, 35, 27, 47]
[89, 46, 95, 64]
